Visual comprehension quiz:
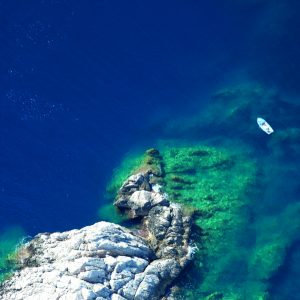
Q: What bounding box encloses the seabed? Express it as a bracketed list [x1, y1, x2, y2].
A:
[104, 82, 300, 300]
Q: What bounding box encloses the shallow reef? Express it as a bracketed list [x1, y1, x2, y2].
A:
[104, 143, 260, 299]
[0, 226, 25, 283]
[160, 143, 259, 299]
[97, 203, 128, 224]
[104, 142, 300, 299]
[105, 148, 164, 199]
[102, 82, 300, 299]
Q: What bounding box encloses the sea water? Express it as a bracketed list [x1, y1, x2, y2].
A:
[1, 0, 300, 298]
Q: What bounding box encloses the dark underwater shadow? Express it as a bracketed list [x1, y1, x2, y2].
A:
[268, 239, 300, 300]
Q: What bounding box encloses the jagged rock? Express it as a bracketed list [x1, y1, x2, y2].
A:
[146, 204, 192, 267]
[118, 173, 152, 196]
[146, 148, 160, 157]
[120, 258, 180, 300]
[114, 173, 169, 218]
[1, 168, 193, 300]
[0, 222, 154, 300]
[115, 169, 193, 271]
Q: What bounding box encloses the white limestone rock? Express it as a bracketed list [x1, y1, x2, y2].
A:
[127, 190, 169, 217]
[1, 168, 193, 300]
[0, 222, 153, 300]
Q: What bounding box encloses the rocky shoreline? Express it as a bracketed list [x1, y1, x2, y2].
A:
[0, 163, 193, 300]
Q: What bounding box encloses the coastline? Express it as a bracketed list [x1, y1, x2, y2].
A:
[0, 149, 193, 300]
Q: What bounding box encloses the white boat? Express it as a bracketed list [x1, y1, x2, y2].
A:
[257, 117, 274, 135]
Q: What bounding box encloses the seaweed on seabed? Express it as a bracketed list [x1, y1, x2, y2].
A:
[190, 149, 210, 157]
[145, 148, 160, 157]
[0, 227, 27, 284]
[205, 292, 223, 300]
[158, 144, 258, 299]
[98, 203, 128, 224]
[107, 143, 260, 299]
[170, 175, 193, 184]
[8, 242, 35, 268]
[105, 147, 164, 198]
[267, 239, 300, 299]
[246, 202, 300, 299]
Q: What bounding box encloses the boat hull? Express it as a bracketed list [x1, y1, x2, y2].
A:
[257, 117, 274, 135]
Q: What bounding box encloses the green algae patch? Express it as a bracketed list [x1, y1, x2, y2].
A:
[108, 143, 258, 299]
[98, 203, 127, 224]
[106, 151, 145, 198]
[158, 144, 258, 299]
[107, 140, 300, 299]
[105, 81, 300, 299]
[103, 148, 164, 224]
[0, 226, 26, 283]
[249, 202, 300, 285]
[159, 142, 300, 299]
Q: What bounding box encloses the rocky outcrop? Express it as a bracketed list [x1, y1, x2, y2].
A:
[114, 173, 169, 218]
[146, 204, 191, 266]
[114, 171, 193, 275]
[1, 166, 193, 300]
[0, 222, 154, 300]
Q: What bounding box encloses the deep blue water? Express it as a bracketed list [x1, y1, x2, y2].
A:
[1, 0, 300, 297]
[0, 0, 268, 235]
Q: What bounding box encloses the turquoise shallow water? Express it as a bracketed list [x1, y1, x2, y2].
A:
[1, 1, 300, 298]
[106, 82, 300, 299]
